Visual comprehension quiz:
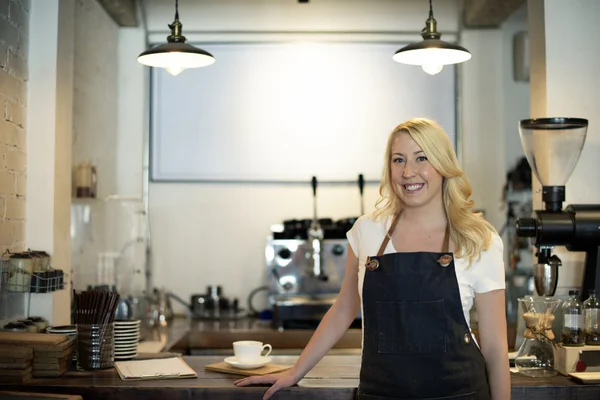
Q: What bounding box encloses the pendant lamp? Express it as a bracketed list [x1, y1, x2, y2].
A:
[137, 0, 215, 76]
[393, 0, 471, 75]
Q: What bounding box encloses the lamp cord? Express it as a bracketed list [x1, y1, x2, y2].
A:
[175, 0, 179, 20]
[429, 0, 433, 19]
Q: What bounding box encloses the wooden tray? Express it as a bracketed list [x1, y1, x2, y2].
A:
[205, 361, 292, 376]
[0, 332, 68, 345]
[569, 372, 600, 384]
[0, 344, 33, 359]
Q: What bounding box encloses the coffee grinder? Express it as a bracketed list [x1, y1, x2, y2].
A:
[514, 118, 600, 376]
[515, 117, 600, 300]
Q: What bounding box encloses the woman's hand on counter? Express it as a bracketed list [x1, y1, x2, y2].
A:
[234, 370, 300, 400]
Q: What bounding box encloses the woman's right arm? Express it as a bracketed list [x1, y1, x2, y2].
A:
[234, 246, 361, 399]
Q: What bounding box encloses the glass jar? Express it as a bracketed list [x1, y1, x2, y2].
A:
[561, 290, 584, 346]
[583, 290, 600, 346]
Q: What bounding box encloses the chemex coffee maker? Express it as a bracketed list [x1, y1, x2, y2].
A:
[515, 117, 600, 300]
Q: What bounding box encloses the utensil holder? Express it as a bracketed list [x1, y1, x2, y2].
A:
[77, 323, 114, 370]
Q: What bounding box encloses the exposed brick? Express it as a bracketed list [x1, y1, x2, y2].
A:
[13, 219, 23, 241]
[7, 49, 26, 81]
[0, 119, 18, 146]
[0, 68, 18, 99]
[15, 29, 26, 58]
[8, 244, 24, 253]
[5, 148, 24, 171]
[13, 124, 23, 149]
[0, 0, 8, 18]
[8, 0, 28, 34]
[0, 221, 12, 243]
[5, 98, 24, 128]
[0, 42, 6, 69]
[5, 196, 24, 219]
[0, 170, 14, 194]
[15, 171, 23, 195]
[0, 16, 18, 49]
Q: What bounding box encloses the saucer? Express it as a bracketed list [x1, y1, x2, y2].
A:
[224, 356, 271, 370]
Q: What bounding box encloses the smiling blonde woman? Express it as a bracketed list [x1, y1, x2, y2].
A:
[235, 118, 510, 400]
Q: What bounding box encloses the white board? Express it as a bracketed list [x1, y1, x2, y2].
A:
[151, 42, 456, 182]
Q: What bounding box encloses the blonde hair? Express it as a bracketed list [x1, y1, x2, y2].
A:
[373, 118, 496, 264]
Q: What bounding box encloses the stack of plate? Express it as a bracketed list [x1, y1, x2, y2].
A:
[46, 325, 77, 361]
[114, 319, 140, 360]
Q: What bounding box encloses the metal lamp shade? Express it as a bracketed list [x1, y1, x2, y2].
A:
[138, 42, 215, 75]
[393, 39, 471, 66]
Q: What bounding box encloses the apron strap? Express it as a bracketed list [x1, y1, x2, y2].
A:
[376, 214, 451, 256]
[442, 223, 450, 253]
[376, 213, 400, 256]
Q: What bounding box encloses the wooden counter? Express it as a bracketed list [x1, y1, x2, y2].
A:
[2, 355, 599, 400]
[168, 317, 362, 354]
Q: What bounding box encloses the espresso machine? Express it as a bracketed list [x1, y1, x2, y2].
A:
[266, 176, 363, 329]
[515, 117, 600, 300]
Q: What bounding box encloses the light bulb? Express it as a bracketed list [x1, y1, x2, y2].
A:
[166, 65, 185, 76]
[421, 63, 443, 75]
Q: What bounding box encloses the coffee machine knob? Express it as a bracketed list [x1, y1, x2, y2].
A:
[516, 218, 537, 237]
[332, 244, 345, 256]
[278, 248, 292, 259]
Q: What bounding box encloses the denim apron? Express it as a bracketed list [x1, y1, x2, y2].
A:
[357, 214, 491, 400]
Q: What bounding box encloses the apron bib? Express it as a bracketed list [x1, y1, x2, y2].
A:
[357, 214, 491, 400]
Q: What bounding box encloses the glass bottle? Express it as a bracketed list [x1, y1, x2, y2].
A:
[583, 290, 600, 346]
[561, 290, 584, 346]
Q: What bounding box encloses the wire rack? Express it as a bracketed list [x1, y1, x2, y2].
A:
[0, 252, 66, 321]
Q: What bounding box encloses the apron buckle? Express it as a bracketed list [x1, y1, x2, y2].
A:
[437, 254, 453, 267]
[365, 257, 379, 271]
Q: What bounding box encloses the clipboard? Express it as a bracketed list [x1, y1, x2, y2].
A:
[114, 356, 197, 381]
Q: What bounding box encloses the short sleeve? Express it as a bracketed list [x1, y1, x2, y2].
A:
[346, 217, 362, 257]
[472, 232, 506, 293]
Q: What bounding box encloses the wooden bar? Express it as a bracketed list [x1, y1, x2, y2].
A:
[0, 355, 599, 400]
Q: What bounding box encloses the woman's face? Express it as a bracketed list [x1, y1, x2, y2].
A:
[390, 133, 443, 210]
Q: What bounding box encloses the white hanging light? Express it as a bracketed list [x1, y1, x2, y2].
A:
[137, 0, 215, 76]
[393, 0, 471, 75]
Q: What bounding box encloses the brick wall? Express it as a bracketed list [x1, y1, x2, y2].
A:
[0, 0, 29, 253]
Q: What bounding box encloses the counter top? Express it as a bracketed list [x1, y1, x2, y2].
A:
[184, 318, 361, 353]
[2, 355, 599, 400]
[166, 317, 362, 354]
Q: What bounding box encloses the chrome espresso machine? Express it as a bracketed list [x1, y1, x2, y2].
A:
[266, 176, 364, 329]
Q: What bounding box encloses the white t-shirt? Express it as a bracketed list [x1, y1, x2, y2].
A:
[346, 213, 506, 331]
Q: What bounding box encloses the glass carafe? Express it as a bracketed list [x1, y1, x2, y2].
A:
[515, 297, 562, 377]
[583, 290, 600, 345]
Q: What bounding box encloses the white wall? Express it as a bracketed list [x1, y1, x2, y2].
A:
[72, 0, 119, 198]
[460, 3, 530, 274]
[26, 0, 75, 325]
[136, 0, 488, 314]
[501, 5, 529, 173]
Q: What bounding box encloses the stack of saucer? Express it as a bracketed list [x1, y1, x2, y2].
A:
[114, 319, 140, 361]
[46, 325, 77, 361]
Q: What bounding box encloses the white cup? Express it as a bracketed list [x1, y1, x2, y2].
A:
[233, 340, 272, 363]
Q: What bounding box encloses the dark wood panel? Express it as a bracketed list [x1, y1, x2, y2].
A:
[96, 0, 138, 27]
[464, 0, 525, 28]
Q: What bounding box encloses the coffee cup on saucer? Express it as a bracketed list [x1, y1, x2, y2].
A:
[233, 340, 272, 363]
